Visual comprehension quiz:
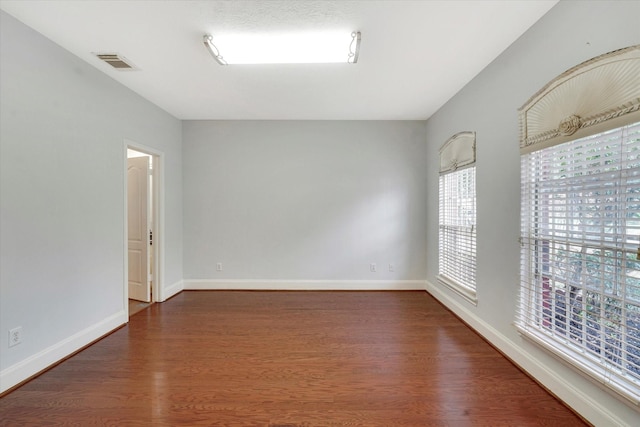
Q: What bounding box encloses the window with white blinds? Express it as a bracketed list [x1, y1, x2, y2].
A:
[518, 121, 640, 403]
[439, 166, 477, 300]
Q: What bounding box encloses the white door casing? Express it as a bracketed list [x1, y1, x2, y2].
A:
[127, 156, 150, 302]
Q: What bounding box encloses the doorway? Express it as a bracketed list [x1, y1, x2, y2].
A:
[125, 141, 163, 318]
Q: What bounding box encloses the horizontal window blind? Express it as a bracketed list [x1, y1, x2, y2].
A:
[439, 166, 476, 292]
[518, 121, 640, 403]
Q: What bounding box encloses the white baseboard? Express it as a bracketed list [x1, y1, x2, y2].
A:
[0, 310, 126, 394]
[159, 279, 183, 302]
[425, 280, 628, 427]
[183, 279, 427, 291]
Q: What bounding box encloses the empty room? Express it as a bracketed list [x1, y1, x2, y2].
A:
[1, 1, 639, 426]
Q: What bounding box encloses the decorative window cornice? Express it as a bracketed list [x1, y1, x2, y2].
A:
[518, 45, 640, 153]
[439, 131, 476, 174]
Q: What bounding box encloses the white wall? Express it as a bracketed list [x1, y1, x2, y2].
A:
[0, 11, 183, 392]
[424, 1, 640, 425]
[182, 120, 427, 287]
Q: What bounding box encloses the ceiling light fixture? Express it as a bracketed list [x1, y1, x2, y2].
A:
[203, 31, 361, 65]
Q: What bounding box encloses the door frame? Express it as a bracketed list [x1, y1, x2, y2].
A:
[123, 139, 165, 316]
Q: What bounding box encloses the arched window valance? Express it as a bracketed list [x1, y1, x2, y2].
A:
[518, 45, 640, 154]
[439, 131, 476, 174]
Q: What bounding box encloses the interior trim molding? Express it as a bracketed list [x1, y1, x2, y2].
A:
[436, 274, 477, 305]
[0, 311, 126, 394]
[519, 44, 640, 154]
[123, 139, 166, 306]
[160, 279, 184, 302]
[425, 280, 628, 427]
[183, 279, 427, 291]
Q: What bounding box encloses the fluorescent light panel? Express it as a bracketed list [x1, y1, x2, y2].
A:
[203, 31, 360, 65]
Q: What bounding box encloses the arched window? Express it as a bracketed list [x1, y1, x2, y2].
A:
[517, 45, 640, 403]
[438, 131, 477, 304]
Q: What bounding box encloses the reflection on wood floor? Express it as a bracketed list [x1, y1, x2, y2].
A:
[0, 291, 588, 426]
[128, 298, 151, 317]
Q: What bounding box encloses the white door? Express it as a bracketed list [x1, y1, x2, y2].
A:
[127, 156, 150, 302]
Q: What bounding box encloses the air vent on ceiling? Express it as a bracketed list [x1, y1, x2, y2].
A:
[95, 53, 137, 70]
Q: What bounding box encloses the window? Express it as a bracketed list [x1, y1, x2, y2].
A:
[519, 122, 640, 402]
[516, 44, 640, 403]
[438, 132, 477, 302]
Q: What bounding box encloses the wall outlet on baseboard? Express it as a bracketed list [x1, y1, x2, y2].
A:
[9, 326, 22, 347]
[389, 263, 395, 272]
[370, 263, 377, 273]
[216, 262, 223, 272]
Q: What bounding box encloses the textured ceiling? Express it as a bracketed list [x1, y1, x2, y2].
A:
[0, 0, 558, 120]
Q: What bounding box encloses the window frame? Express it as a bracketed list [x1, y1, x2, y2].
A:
[518, 122, 640, 404]
[437, 131, 478, 305]
[438, 165, 477, 304]
[516, 45, 640, 405]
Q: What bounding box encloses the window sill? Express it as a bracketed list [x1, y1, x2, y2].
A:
[437, 274, 477, 306]
[514, 322, 640, 406]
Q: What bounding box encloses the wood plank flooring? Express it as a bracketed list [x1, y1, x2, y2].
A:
[0, 291, 587, 426]
[129, 298, 152, 317]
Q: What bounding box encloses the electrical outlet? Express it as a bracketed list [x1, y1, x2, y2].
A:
[389, 263, 395, 272]
[9, 327, 22, 347]
[216, 262, 223, 272]
[370, 263, 377, 273]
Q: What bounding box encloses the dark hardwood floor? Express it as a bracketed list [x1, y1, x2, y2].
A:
[0, 291, 587, 426]
[129, 298, 152, 317]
